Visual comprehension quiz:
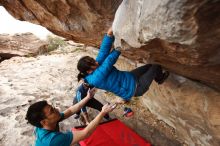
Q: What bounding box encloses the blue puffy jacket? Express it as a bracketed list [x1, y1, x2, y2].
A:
[85, 34, 136, 101]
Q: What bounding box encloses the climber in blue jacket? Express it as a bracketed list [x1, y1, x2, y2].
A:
[77, 27, 169, 103]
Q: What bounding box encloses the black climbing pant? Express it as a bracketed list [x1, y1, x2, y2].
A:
[131, 64, 163, 97]
[76, 98, 110, 119]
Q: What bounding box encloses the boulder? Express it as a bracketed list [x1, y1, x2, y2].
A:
[0, 33, 48, 60]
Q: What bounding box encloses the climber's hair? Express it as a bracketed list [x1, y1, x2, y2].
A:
[25, 100, 48, 128]
[77, 56, 96, 82]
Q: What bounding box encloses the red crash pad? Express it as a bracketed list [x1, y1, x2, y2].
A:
[72, 119, 151, 146]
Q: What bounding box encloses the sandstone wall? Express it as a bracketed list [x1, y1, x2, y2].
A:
[1, 0, 220, 145]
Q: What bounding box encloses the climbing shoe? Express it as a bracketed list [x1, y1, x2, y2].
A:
[157, 71, 169, 84]
[123, 107, 134, 117]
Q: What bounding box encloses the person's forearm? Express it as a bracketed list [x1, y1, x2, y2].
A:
[83, 112, 105, 137]
[71, 104, 114, 144]
[64, 95, 90, 119]
[70, 111, 108, 144]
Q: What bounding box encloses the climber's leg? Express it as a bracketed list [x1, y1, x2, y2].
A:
[134, 65, 160, 96]
[131, 64, 152, 78]
[86, 98, 110, 120]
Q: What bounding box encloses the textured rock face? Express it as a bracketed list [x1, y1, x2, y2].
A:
[0, 33, 48, 60]
[144, 75, 220, 146]
[0, 0, 122, 46]
[112, 0, 220, 145]
[1, 0, 219, 90]
[111, 56, 220, 146]
[0, 42, 219, 146]
[113, 0, 220, 90]
[1, 0, 220, 145]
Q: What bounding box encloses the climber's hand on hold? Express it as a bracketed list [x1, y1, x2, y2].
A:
[107, 27, 113, 37]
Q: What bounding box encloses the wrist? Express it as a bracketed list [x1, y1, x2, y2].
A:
[100, 111, 106, 117]
[85, 95, 91, 100]
[107, 27, 113, 36]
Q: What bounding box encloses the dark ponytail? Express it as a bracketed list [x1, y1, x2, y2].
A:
[77, 72, 86, 82]
[77, 56, 96, 82]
